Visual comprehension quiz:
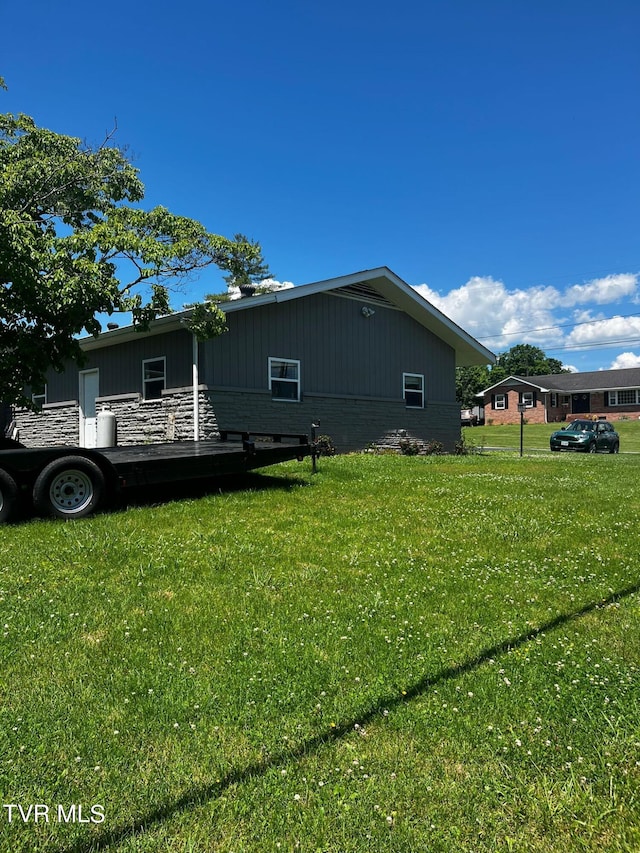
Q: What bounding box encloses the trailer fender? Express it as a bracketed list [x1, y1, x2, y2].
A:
[33, 456, 106, 520]
[0, 469, 18, 523]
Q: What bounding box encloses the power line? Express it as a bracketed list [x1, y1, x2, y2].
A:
[477, 311, 640, 343]
[544, 337, 640, 353]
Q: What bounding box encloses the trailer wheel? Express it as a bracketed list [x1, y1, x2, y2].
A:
[33, 457, 105, 519]
[0, 469, 18, 523]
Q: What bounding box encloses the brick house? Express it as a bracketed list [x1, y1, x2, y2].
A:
[480, 367, 640, 425]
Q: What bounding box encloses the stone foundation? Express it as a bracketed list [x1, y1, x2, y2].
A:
[17, 401, 79, 447]
[99, 388, 219, 445]
[16, 388, 219, 448]
[15, 386, 460, 452]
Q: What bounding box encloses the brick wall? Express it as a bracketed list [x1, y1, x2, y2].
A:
[485, 387, 640, 425]
[484, 389, 546, 425]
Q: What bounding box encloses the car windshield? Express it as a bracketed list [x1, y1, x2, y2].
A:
[570, 421, 593, 432]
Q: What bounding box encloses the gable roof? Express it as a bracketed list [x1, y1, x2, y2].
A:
[482, 366, 640, 396]
[82, 266, 496, 367]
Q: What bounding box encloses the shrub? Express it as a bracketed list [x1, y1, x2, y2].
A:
[399, 438, 421, 456]
[423, 440, 444, 455]
[313, 434, 336, 457]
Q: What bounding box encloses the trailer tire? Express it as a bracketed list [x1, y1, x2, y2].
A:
[0, 469, 18, 523]
[33, 456, 105, 519]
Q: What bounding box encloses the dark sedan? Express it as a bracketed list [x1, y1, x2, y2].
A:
[550, 419, 620, 453]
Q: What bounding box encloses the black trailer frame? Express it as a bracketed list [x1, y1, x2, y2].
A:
[0, 430, 309, 522]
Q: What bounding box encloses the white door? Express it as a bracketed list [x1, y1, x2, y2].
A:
[79, 369, 99, 448]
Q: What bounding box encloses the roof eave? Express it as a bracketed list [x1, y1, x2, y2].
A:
[78, 267, 496, 366]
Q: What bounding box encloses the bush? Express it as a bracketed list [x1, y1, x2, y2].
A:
[399, 438, 444, 456]
[399, 438, 421, 456]
[423, 440, 444, 455]
[313, 434, 336, 457]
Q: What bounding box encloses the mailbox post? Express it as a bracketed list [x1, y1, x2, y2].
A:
[517, 402, 526, 457]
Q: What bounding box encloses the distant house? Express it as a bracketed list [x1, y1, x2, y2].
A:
[16, 267, 494, 452]
[480, 367, 640, 425]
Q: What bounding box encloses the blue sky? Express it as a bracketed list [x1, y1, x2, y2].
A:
[3, 0, 639, 372]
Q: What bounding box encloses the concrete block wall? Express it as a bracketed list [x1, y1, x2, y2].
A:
[208, 388, 461, 452]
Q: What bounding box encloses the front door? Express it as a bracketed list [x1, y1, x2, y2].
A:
[79, 369, 99, 448]
[571, 393, 591, 414]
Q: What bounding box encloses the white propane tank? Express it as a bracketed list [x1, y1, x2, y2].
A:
[96, 407, 116, 447]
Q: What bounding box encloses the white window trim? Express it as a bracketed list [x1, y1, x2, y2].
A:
[494, 393, 506, 410]
[403, 372, 424, 409]
[32, 384, 47, 408]
[522, 391, 535, 408]
[609, 389, 640, 406]
[268, 357, 301, 402]
[142, 356, 167, 401]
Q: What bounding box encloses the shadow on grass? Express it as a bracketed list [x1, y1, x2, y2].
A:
[114, 470, 310, 512]
[8, 471, 310, 525]
[57, 580, 640, 853]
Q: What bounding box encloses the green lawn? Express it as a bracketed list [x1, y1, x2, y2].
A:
[1, 453, 639, 852]
[464, 417, 640, 453]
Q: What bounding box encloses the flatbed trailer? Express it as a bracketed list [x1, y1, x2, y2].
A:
[0, 430, 310, 523]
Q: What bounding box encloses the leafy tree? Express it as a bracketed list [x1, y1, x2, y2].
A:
[0, 99, 261, 407]
[221, 232, 272, 295]
[491, 343, 567, 383]
[456, 345, 568, 408]
[456, 365, 491, 409]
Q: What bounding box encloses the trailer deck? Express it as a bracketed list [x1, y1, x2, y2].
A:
[98, 432, 309, 487]
[0, 430, 310, 522]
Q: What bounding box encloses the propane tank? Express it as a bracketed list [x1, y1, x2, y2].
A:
[96, 407, 116, 447]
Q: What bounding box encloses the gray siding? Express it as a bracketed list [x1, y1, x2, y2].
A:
[202, 292, 456, 402]
[44, 329, 193, 403]
[21, 291, 462, 452]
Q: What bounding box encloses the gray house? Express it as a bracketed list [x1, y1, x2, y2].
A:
[17, 267, 494, 452]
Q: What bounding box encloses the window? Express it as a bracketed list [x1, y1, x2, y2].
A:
[142, 357, 166, 400]
[550, 393, 558, 408]
[493, 393, 506, 410]
[269, 357, 300, 401]
[403, 373, 424, 408]
[609, 389, 639, 406]
[521, 391, 535, 408]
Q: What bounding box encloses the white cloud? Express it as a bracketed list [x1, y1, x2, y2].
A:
[609, 351, 640, 369]
[259, 278, 295, 291]
[413, 272, 640, 359]
[226, 278, 295, 301]
[414, 276, 564, 350]
[566, 315, 640, 346]
[561, 274, 638, 307]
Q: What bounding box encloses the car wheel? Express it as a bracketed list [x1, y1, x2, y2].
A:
[0, 469, 18, 523]
[33, 456, 105, 519]
[609, 442, 619, 454]
[588, 442, 597, 453]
